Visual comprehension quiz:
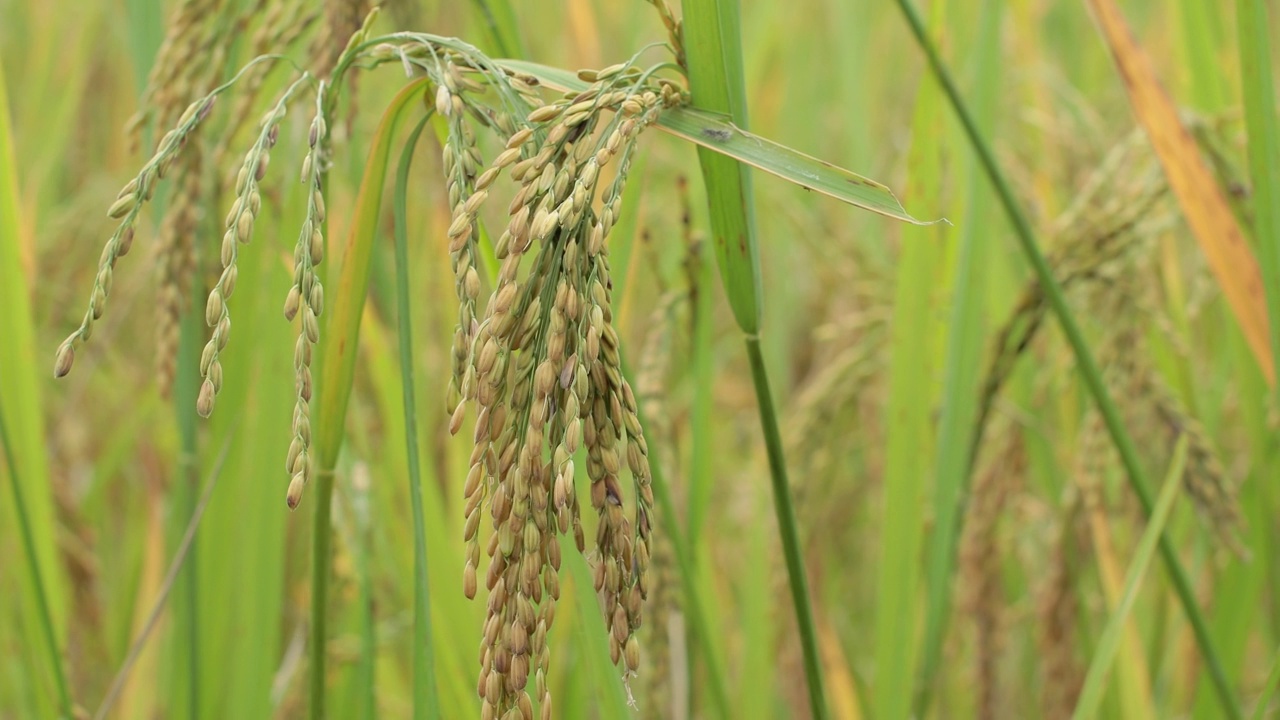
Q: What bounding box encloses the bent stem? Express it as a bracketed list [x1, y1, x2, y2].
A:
[746, 337, 827, 719]
[893, 1, 1241, 717]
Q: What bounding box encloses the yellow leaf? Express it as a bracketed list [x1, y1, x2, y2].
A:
[1085, 0, 1275, 386]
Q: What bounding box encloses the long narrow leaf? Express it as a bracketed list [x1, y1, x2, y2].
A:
[1072, 437, 1188, 720]
[0, 59, 69, 720]
[874, 0, 947, 710]
[393, 114, 441, 720]
[1235, 0, 1280, 390]
[497, 60, 929, 226]
[310, 77, 431, 719]
[916, 0, 1003, 713]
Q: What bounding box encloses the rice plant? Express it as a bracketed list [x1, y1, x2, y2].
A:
[4, 0, 1280, 718]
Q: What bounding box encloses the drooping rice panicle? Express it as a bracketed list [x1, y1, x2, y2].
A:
[196, 75, 313, 419]
[284, 82, 331, 510]
[54, 92, 221, 378]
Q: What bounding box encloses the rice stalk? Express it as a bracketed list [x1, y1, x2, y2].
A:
[441, 61, 681, 720]
[283, 82, 332, 509]
[52, 8, 939, 718]
[308, 68, 424, 719]
[892, 1, 1242, 715]
[682, 0, 826, 714]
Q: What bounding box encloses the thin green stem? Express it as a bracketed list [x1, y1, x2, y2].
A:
[0, 403, 71, 720]
[745, 337, 827, 720]
[175, 264, 202, 720]
[310, 469, 335, 719]
[93, 427, 237, 720]
[892, 2, 1241, 717]
[394, 115, 441, 720]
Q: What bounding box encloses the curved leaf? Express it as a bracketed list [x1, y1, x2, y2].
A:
[497, 59, 932, 226]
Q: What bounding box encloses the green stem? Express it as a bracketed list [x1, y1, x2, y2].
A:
[394, 115, 441, 720]
[175, 264, 202, 720]
[892, 2, 1241, 717]
[309, 469, 335, 720]
[744, 337, 827, 720]
[0, 405, 71, 719]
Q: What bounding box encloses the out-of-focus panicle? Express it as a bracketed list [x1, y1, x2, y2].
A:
[958, 431, 1024, 720]
[1035, 494, 1086, 720]
[154, 152, 203, 397]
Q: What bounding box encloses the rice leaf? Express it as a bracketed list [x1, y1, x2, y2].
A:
[1235, 0, 1280, 392]
[497, 59, 930, 227]
[874, 0, 946, 714]
[1072, 437, 1188, 720]
[0, 59, 69, 720]
[915, 0, 1002, 713]
[1084, 0, 1275, 386]
[893, 1, 1244, 716]
[393, 113, 442, 720]
[310, 77, 431, 719]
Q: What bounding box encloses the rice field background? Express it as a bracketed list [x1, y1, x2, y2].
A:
[3, 0, 1280, 718]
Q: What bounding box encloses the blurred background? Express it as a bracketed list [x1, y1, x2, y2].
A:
[1, 0, 1276, 718]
